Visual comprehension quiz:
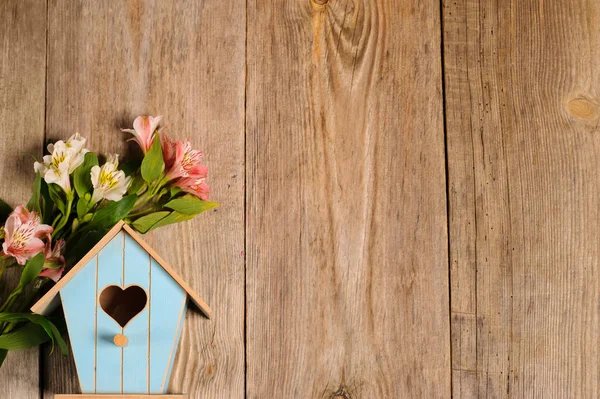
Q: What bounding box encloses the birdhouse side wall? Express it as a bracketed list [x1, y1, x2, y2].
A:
[60, 256, 97, 393]
[150, 260, 188, 393]
[61, 231, 187, 395]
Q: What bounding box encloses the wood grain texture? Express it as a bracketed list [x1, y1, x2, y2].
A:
[43, 1, 245, 397]
[246, 0, 449, 397]
[0, 0, 47, 398]
[6, 0, 595, 396]
[56, 395, 186, 399]
[444, 0, 600, 396]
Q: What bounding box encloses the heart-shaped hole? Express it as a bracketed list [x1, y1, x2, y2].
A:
[99, 285, 148, 328]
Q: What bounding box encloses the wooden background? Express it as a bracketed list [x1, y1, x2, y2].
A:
[0, 0, 597, 397]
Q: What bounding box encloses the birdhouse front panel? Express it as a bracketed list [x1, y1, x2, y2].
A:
[60, 230, 188, 395]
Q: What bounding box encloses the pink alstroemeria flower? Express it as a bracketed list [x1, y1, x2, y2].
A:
[178, 176, 210, 201]
[122, 115, 163, 153]
[160, 134, 210, 200]
[161, 132, 178, 170]
[2, 205, 53, 265]
[39, 239, 66, 282]
[163, 136, 208, 180]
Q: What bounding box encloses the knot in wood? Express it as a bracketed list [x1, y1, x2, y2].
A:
[311, 0, 329, 9]
[331, 388, 351, 399]
[567, 97, 599, 120]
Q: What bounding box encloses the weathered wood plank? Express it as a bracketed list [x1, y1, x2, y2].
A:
[43, 1, 245, 397]
[246, 0, 449, 397]
[444, 0, 600, 396]
[56, 395, 186, 399]
[0, 0, 47, 397]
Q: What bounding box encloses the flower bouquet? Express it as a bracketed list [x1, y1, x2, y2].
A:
[0, 116, 218, 367]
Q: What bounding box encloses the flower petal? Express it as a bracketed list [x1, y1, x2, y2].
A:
[39, 266, 65, 282]
[90, 165, 101, 187]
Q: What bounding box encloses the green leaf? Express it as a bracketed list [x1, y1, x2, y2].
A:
[0, 315, 68, 356]
[0, 199, 12, 225]
[120, 158, 142, 176]
[26, 174, 42, 214]
[40, 180, 54, 225]
[0, 349, 7, 367]
[48, 321, 68, 355]
[169, 186, 182, 198]
[0, 313, 51, 341]
[18, 253, 45, 290]
[66, 230, 106, 266]
[140, 138, 164, 183]
[0, 322, 52, 350]
[0, 313, 42, 323]
[76, 195, 92, 219]
[148, 211, 195, 232]
[87, 194, 137, 231]
[74, 152, 98, 198]
[127, 174, 146, 195]
[131, 211, 170, 234]
[164, 195, 220, 215]
[48, 184, 66, 215]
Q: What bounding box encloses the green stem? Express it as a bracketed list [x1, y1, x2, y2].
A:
[0, 258, 8, 282]
[157, 175, 170, 188]
[52, 195, 74, 238]
[51, 213, 62, 229]
[127, 207, 159, 219]
[0, 287, 22, 313]
[132, 190, 154, 210]
[131, 179, 164, 214]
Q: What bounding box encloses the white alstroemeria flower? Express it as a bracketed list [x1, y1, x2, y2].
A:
[90, 154, 131, 203]
[34, 141, 74, 193]
[34, 133, 90, 194]
[63, 132, 89, 170]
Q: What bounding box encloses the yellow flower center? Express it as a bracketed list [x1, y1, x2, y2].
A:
[52, 152, 66, 168]
[99, 170, 119, 189]
[11, 224, 34, 249]
[182, 152, 194, 168]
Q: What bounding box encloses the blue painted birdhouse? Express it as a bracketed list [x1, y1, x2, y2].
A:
[31, 221, 211, 398]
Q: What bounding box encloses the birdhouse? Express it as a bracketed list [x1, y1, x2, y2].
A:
[31, 221, 211, 399]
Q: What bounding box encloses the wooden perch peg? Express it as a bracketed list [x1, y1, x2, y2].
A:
[113, 334, 128, 347]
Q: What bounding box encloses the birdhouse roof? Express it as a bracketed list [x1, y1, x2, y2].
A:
[31, 220, 212, 318]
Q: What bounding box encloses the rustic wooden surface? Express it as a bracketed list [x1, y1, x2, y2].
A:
[444, 0, 600, 397]
[0, 1, 47, 398]
[246, 0, 449, 397]
[2, 0, 598, 398]
[41, 0, 245, 398]
[55, 396, 187, 399]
